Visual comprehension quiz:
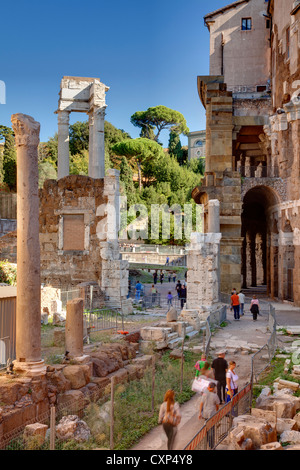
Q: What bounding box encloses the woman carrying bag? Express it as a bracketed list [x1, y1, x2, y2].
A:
[158, 389, 181, 450]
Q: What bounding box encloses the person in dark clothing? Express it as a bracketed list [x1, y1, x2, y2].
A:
[212, 351, 228, 404]
[176, 281, 182, 299]
[180, 284, 187, 309]
[153, 272, 158, 285]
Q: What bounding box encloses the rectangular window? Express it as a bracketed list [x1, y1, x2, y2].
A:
[63, 214, 85, 251]
[286, 27, 290, 59]
[241, 18, 252, 31]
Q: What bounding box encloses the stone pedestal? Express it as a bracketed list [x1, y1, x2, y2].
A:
[11, 113, 46, 377]
[186, 232, 222, 311]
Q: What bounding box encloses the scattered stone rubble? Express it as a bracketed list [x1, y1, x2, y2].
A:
[223, 378, 300, 450]
[139, 307, 204, 353]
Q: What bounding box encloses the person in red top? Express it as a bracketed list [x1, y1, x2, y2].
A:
[230, 289, 240, 320]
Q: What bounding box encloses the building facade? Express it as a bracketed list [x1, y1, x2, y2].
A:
[193, 0, 300, 305]
[188, 130, 206, 160]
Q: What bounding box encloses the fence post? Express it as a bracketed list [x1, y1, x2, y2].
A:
[50, 405, 56, 450]
[180, 326, 185, 393]
[110, 376, 115, 450]
[151, 355, 155, 413]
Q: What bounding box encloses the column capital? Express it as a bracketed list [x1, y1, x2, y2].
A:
[11, 113, 40, 147]
[57, 109, 70, 125]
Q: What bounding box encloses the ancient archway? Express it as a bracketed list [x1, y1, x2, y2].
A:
[241, 185, 280, 296]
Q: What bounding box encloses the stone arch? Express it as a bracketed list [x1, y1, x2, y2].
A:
[241, 185, 280, 295]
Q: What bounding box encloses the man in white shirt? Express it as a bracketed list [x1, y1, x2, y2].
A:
[238, 291, 245, 316]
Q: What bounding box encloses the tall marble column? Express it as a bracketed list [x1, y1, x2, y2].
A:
[11, 114, 46, 376]
[88, 107, 105, 179]
[57, 110, 70, 179]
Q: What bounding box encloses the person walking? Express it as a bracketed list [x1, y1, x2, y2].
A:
[238, 291, 245, 316]
[153, 272, 158, 285]
[198, 382, 220, 449]
[158, 389, 181, 450]
[166, 256, 170, 266]
[167, 291, 173, 307]
[212, 351, 228, 404]
[160, 273, 164, 284]
[135, 280, 143, 302]
[194, 354, 207, 378]
[176, 280, 182, 299]
[250, 295, 260, 321]
[151, 284, 157, 304]
[225, 361, 239, 402]
[230, 290, 240, 320]
[180, 284, 187, 309]
[168, 273, 171, 283]
[173, 273, 177, 283]
[199, 362, 214, 379]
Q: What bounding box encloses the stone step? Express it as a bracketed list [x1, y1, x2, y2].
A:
[168, 337, 183, 349]
[167, 332, 180, 341]
[185, 330, 199, 339]
[185, 326, 194, 333]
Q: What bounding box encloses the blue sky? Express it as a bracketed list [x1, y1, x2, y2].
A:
[0, 0, 230, 147]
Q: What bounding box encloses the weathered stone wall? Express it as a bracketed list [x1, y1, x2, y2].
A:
[0, 230, 17, 262]
[39, 171, 129, 309]
[39, 175, 105, 289]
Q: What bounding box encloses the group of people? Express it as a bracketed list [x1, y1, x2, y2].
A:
[153, 271, 177, 284]
[158, 350, 239, 450]
[230, 288, 260, 321]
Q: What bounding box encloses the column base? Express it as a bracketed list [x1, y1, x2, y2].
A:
[13, 360, 47, 377]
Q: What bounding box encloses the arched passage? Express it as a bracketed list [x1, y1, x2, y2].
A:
[241, 186, 280, 296]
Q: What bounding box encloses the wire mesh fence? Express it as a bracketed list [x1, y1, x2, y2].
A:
[0, 350, 200, 451]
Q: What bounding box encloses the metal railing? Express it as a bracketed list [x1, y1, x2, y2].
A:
[84, 308, 124, 338]
[120, 244, 186, 255]
[140, 293, 186, 311]
[184, 383, 252, 450]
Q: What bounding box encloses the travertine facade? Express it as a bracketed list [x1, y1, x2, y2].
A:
[194, 0, 300, 305]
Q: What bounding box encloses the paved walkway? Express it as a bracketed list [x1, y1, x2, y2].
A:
[131, 296, 300, 451]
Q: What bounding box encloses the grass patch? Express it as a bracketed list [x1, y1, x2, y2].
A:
[81, 349, 198, 450]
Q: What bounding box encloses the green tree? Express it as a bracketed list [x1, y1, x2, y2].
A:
[70, 150, 89, 175]
[39, 133, 58, 168]
[69, 121, 89, 156]
[3, 133, 17, 190]
[131, 105, 189, 143]
[112, 138, 164, 190]
[120, 156, 136, 205]
[168, 131, 183, 164]
[38, 161, 57, 188]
